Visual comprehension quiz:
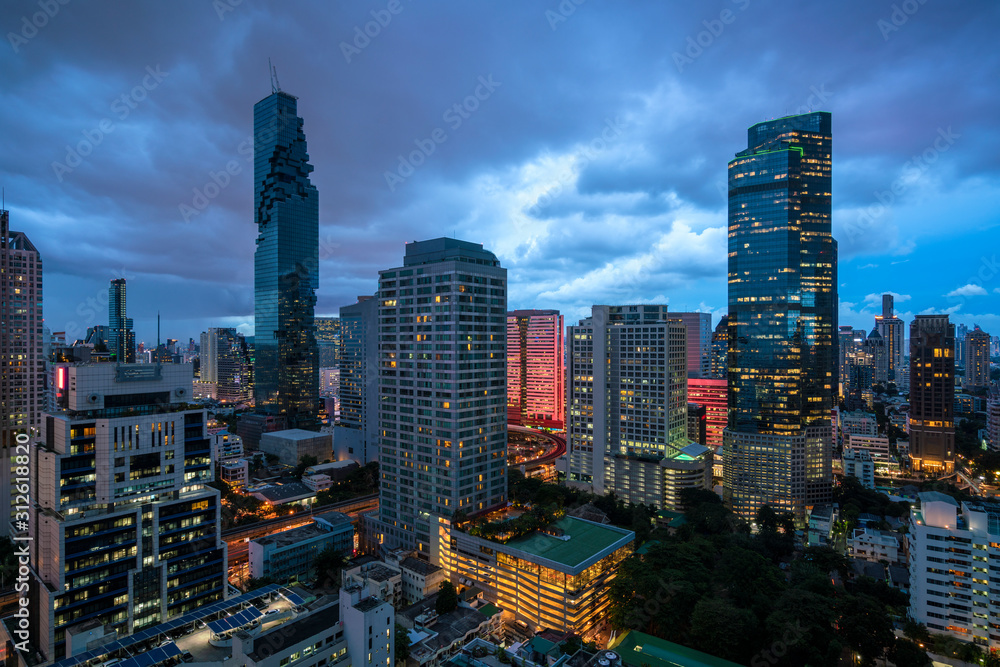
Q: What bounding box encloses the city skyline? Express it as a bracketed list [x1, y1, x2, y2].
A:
[3, 2, 997, 344]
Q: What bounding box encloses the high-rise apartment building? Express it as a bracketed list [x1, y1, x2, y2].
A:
[108, 278, 135, 363]
[199, 327, 252, 403]
[864, 327, 889, 386]
[838, 325, 854, 396]
[374, 239, 507, 554]
[875, 294, 904, 382]
[688, 378, 727, 449]
[709, 315, 729, 379]
[668, 312, 712, 379]
[334, 296, 379, 464]
[31, 363, 225, 661]
[987, 385, 1000, 452]
[252, 90, 320, 431]
[722, 112, 837, 524]
[909, 315, 956, 474]
[0, 210, 44, 537]
[965, 326, 991, 390]
[506, 310, 564, 430]
[955, 323, 968, 367]
[565, 305, 710, 508]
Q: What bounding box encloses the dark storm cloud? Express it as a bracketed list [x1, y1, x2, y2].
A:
[1, 0, 998, 341]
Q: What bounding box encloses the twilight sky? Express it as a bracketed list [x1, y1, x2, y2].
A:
[2, 0, 998, 345]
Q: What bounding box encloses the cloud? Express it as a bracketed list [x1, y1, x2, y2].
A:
[863, 292, 911, 306]
[857, 263, 878, 270]
[946, 284, 988, 297]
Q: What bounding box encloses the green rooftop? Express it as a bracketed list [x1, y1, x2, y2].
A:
[479, 603, 500, 618]
[610, 630, 742, 667]
[504, 517, 632, 570]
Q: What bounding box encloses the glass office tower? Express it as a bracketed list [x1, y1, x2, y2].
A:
[252, 90, 320, 430]
[108, 278, 135, 363]
[722, 112, 837, 524]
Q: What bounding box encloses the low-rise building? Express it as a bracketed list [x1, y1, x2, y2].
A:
[304, 459, 360, 480]
[909, 492, 1000, 649]
[221, 458, 250, 488]
[847, 528, 901, 564]
[433, 515, 634, 636]
[847, 434, 891, 458]
[211, 429, 244, 463]
[399, 596, 501, 667]
[342, 561, 403, 608]
[840, 411, 879, 440]
[260, 429, 333, 466]
[807, 505, 839, 548]
[249, 512, 354, 581]
[303, 473, 333, 492]
[252, 481, 317, 508]
[842, 447, 875, 489]
[399, 556, 446, 606]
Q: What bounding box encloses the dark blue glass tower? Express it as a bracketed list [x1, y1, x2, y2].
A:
[722, 112, 837, 523]
[253, 91, 320, 430]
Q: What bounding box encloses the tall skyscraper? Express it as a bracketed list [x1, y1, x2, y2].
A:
[0, 210, 44, 537]
[688, 378, 728, 449]
[32, 362, 225, 660]
[374, 239, 507, 554]
[709, 315, 729, 379]
[875, 293, 904, 382]
[909, 315, 956, 474]
[108, 278, 135, 363]
[316, 316, 341, 368]
[955, 323, 969, 367]
[864, 326, 888, 386]
[565, 305, 710, 508]
[199, 327, 252, 403]
[965, 326, 991, 390]
[252, 90, 320, 431]
[335, 296, 379, 464]
[668, 311, 713, 379]
[506, 309, 564, 429]
[722, 112, 837, 524]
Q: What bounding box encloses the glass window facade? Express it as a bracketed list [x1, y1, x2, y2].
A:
[253, 91, 320, 430]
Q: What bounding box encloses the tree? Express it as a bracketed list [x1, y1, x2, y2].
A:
[295, 454, 319, 478]
[435, 580, 458, 614]
[688, 597, 757, 664]
[394, 624, 410, 665]
[836, 595, 895, 666]
[888, 639, 931, 667]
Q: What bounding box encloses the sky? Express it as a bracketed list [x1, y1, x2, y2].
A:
[2, 0, 998, 345]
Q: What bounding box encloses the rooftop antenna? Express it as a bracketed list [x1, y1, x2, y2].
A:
[269, 58, 281, 94]
[157, 311, 161, 349]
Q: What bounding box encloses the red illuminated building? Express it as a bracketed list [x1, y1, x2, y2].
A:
[507, 310, 564, 429]
[688, 378, 727, 449]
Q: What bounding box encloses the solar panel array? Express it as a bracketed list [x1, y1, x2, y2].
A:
[279, 587, 306, 607]
[206, 607, 262, 635]
[51, 584, 282, 667]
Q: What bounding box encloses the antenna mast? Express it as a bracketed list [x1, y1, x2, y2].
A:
[269, 58, 281, 93]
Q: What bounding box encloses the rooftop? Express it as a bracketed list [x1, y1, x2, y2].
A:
[610, 630, 742, 667]
[247, 602, 339, 660]
[401, 555, 442, 576]
[253, 522, 330, 547]
[263, 429, 330, 442]
[504, 516, 633, 571]
[253, 482, 314, 502]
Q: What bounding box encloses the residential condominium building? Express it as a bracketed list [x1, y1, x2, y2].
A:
[335, 296, 380, 464]
[108, 278, 135, 364]
[316, 316, 341, 368]
[687, 378, 727, 449]
[506, 310, 564, 430]
[875, 294, 905, 382]
[966, 327, 991, 390]
[199, 327, 252, 403]
[909, 492, 1000, 649]
[373, 238, 507, 554]
[565, 305, 711, 509]
[988, 385, 1000, 452]
[667, 312, 712, 379]
[249, 511, 354, 582]
[842, 447, 875, 489]
[431, 515, 633, 636]
[252, 89, 320, 431]
[0, 209, 44, 536]
[723, 112, 837, 524]
[28, 362, 225, 662]
[909, 315, 956, 474]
